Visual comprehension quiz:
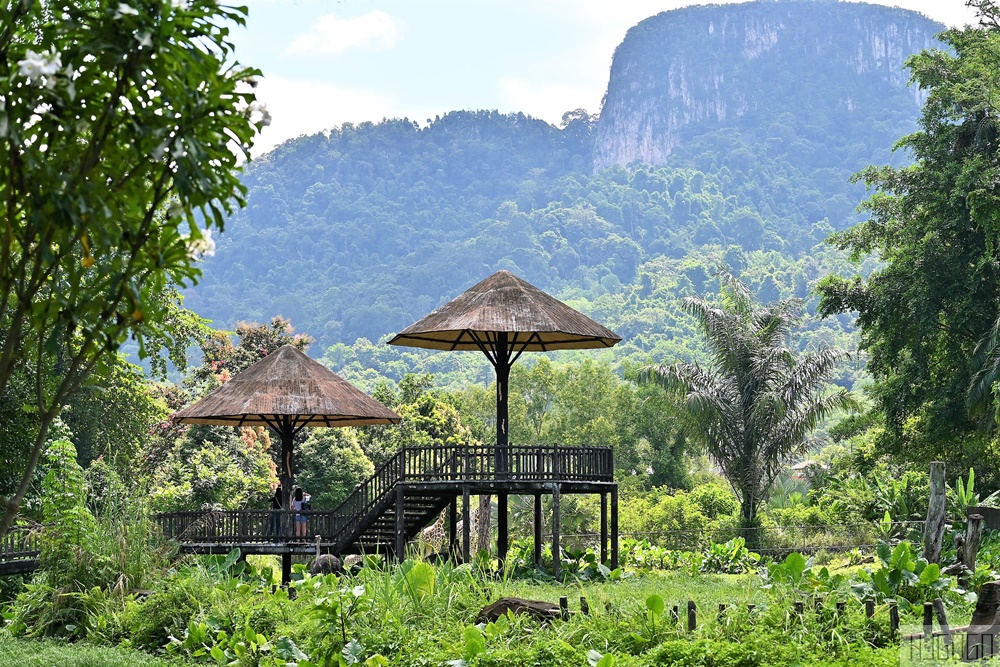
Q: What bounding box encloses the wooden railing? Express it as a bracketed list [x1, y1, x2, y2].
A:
[0, 525, 41, 571]
[156, 445, 614, 546]
[156, 509, 349, 544]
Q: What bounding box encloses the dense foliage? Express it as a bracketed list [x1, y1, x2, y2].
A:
[0, 0, 265, 539]
[819, 2, 1000, 483]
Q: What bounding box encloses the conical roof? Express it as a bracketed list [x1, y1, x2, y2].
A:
[174, 345, 400, 427]
[388, 270, 621, 351]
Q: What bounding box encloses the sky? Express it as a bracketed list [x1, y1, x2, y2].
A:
[234, 0, 980, 156]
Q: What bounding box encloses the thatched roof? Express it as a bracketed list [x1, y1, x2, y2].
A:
[173, 345, 399, 427]
[388, 270, 621, 352]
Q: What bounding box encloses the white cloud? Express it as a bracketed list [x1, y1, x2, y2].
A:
[285, 10, 402, 56]
[249, 77, 397, 156]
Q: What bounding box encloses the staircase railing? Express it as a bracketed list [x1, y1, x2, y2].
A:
[154, 445, 614, 548]
[325, 444, 613, 549]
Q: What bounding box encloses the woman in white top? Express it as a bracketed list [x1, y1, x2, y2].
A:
[291, 487, 311, 538]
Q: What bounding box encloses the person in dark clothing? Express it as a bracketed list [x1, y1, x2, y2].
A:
[268, 485, 282, 536]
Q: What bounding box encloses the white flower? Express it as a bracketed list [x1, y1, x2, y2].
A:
[138, 32, 152, 48]
[116, 3, 139, 17]
[249, 102, 271, 128]
[18, 49, 62, 85]
[186, 228, 216, 259]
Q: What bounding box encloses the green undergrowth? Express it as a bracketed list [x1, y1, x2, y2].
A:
[3, 547, 981, 667]
[0, 628, 184, 667]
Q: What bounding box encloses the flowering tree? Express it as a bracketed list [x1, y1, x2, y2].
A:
[0, 0, 266, 538]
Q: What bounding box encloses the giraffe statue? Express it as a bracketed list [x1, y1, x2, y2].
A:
[419, 509, 447, 558]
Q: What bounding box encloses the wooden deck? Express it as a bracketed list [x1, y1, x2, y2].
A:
[157, 444, 619, 581]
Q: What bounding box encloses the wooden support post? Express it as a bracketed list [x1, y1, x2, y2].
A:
[580, 597, 589, 615]
[462, 486, 471, 563]
[552, 484, 562, 579]
[448, 497, 458, 562]
[924, 461, 946, 564]
[560, 596, 569, 621]
[890, 602, 899, 639]
[600, 492, 608, 566]
[281, 553, 291, 586]
[395, 485, 406, 560]
[687, 600, 696, 631]
[966, 580, 1000, 660]
[966, 513, 985, 574]
[923, 601, 934, 640]
[814, 597, 823, 614]
[718, 603, 726, 623]
[671, 605, 679, 625]
[933, 597, 951, 646]
[533, 492, 542, 567]
[794, 602, 803, 617]
[610, 486, 619, 570]
[865, 599, 875, 618]
[836, 601, 845, 617]
[497, 493, 509, 570]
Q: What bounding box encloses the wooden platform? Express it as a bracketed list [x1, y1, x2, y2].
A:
[156, 444, 619, 582]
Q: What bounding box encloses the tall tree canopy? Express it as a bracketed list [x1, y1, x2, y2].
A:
[0, 0, 265, 537]
[819, 1, 1000, 479]
[644, 275, 854, 541]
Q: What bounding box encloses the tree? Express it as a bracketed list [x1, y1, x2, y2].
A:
[296, 429, 374, 510]
[0, 0, 265, 538]
[642, 275, 854, 542]
[818, 3, 1000, 480]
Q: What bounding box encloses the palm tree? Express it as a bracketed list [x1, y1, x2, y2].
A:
[641, 274, 855, 546]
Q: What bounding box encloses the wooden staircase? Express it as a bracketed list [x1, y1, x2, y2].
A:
[326, 447, 460, 556]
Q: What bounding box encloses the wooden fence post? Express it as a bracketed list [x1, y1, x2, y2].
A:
[865, 599, 875, 618]
[560, 596, 569, 621]
[687, 600, 696, 631]
[924, 461, 946, 564]
[933, 597, 951, 647]
[890, 602, 899, 639]
[966, 513, 985, 574]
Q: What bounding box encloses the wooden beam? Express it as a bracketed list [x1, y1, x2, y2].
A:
[448, 496, 458, 562]
[533, 492, 542, 567]
[497, 493, 509, 571]
[600, 492, 608, 565]
[395, 485, 405, 560]
[462, 486, 471, 563]
[611, 486, 619, 569]
[552, 484, 561, 579]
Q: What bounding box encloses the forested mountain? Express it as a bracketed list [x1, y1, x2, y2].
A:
[184, 1, 943, 385]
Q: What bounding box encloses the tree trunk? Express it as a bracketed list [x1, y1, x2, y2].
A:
[739, 495, 760, 550]
[924, 461, 946, 564]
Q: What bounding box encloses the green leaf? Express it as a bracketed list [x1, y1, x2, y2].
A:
[274, 637, 309, 661]
[342, 639, 365, 665]
[463, 625, 485, 659]
[919, 563, 941, 586]
[210, 645, 225, 663]
[645, 594, 665, 616]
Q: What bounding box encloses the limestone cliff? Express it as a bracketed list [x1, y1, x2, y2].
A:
[594, 1, 943, 170]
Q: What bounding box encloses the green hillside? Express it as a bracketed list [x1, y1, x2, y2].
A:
[184, 1, 944, 387]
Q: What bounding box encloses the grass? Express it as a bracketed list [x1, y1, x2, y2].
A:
[0, 629, 185, 667]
